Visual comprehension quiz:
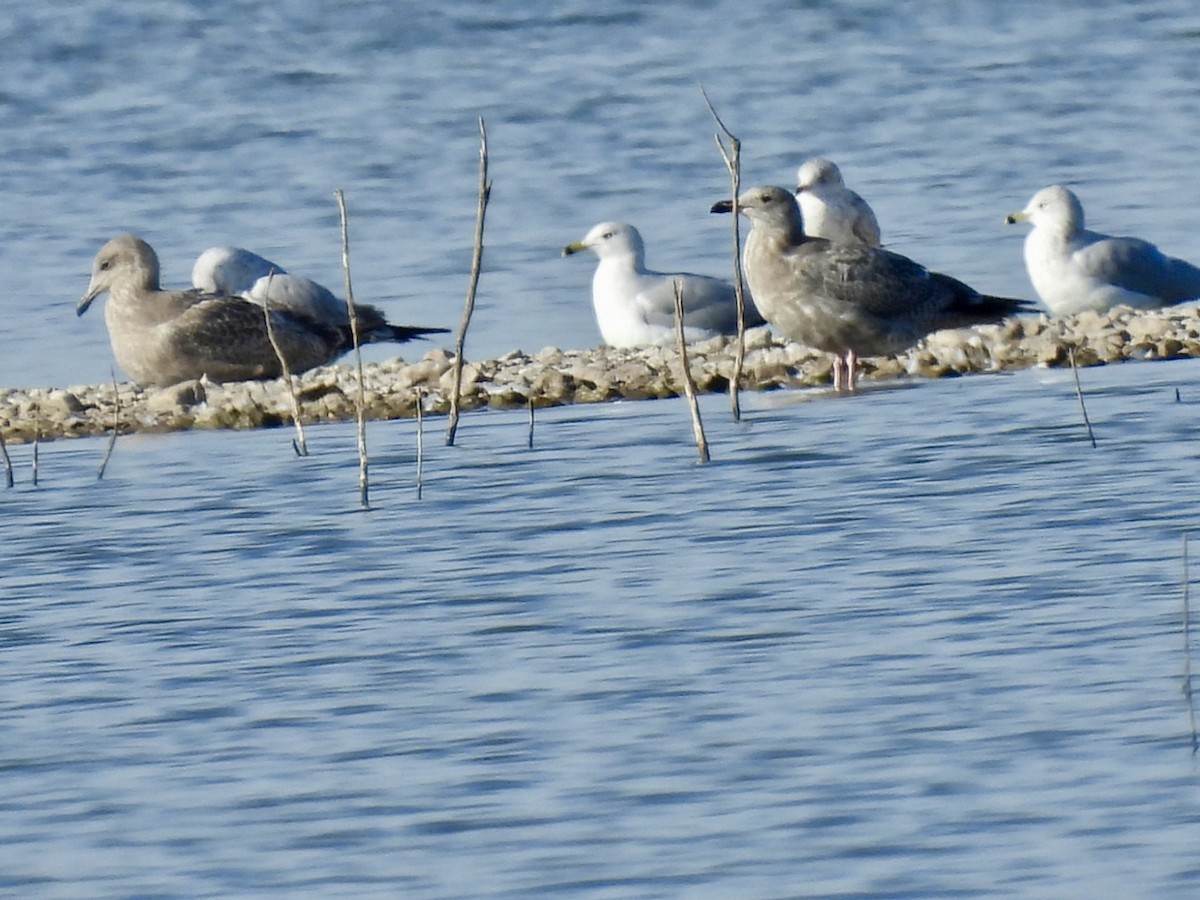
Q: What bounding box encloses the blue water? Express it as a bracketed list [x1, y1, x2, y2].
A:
[4, 1, 1200, 896]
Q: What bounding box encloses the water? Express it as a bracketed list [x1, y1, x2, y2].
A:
[4, 361, 1200, 897]
[3, 0, 1200, 387]
[3, 1, 1200, 896]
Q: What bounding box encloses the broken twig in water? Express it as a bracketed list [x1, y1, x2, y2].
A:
[1067, 346, 1097, 448]
[335, 188, 370, 509]
[96, 369, 120, 480]
[674, 279, 710, 463]
[446, 116, 492, 447]
[1185, 533, 1198, 753]
[260, 269, 309, 457]
[700, 85, 749, 424]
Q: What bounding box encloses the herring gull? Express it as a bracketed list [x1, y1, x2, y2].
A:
[795, 157, 881, 248]
[191, 245, 447, 344]
[1005, 185, 1200, 316]
[79, 235, 356, 385]
[561, 221, 763, 347]
[712, 186, 1032, 390]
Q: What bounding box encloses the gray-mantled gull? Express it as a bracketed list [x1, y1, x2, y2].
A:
[712, 186, 1032, 391]
[191, 245, 448, 344]
[561, 221, 763, 347]
[795, 157, 881, 248]
[1005, 185, 1200, 317]
[79, 235, 356, 386]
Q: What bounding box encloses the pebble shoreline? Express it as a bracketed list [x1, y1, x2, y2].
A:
[5, 306, 1199, 444]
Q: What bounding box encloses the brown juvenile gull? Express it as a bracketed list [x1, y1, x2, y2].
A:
[79, 234, 357, 386]
[191, 245, 448, 344]
[712, 186, 1032, 391]
[795, 157, 882, 248]
[562, 221, 763, 347]
[1005, 184, 1200, 317]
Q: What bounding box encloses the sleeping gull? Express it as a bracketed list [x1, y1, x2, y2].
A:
[712, 186, 1032, 391]
[79, 235, 358, 385]
[1005, 185, 1200, 316]
[795, 157, 882, 247]
[191, 245, 447, 344]
[561, 221, 763, 347]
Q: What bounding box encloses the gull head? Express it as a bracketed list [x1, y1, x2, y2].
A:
[796, 157, 844, 193]
[1005, 185, 1084, 235]
[711, 185, 803, 230]
[79, 234, 161, 316]
[562, 221, 645, 263]
[191, 246, 277, 295]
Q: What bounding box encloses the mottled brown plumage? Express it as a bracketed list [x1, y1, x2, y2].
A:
[712, 186, 1032, 389]
[79, 235, 350, 386]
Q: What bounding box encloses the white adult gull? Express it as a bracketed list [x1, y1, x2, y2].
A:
[795, 157, 882, 248]
[561, 221, 763, 348]
[712, 186, 1033, 391]
[78, 235, 355, 386]
[191, 245, 447, 344]
[1005, 185, 1200, 316]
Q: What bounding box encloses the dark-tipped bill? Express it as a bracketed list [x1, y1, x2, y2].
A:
[77, 289, 100, 316]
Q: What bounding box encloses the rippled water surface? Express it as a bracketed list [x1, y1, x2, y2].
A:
[3, 0, 1200, 385]
[4, 1, 1200, 896]
[5, 360, 1200, 897]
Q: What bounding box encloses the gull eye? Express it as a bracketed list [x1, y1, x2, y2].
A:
[99, 259, 113, 271]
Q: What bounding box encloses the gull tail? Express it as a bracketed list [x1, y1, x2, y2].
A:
[363, 323, 451, 344]
[347, 303, 450, 344]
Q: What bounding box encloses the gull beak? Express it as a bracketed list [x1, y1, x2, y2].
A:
[77, 286, 101, 316]
[710, 199, 735, 214]
[1005, 210, 1030, 225]
[561, 241, 587, 257]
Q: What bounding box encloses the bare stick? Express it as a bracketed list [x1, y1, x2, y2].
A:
[674, 280, 710, 463]
[335, 188, 370, 509]
[527, 398, 535, 450]
[1185, 533, 1198, 753]
[31, 431, 39, 487]
[260, 269, 309, 457]
[415, 388, 425, 501]
[446, 116, 492, 447]
[97, 369, 120, 480]
[1067, 346, 1097, 448]
[0, 421, 12, 489]
[700, 85, 749, 423]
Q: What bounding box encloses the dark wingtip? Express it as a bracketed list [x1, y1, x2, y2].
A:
[710, 199, 734, 214]
[376, 325, 452, 343]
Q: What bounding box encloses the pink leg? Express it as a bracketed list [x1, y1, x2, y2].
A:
[845, 349, 858, 391]
[831, 354, 845, 391]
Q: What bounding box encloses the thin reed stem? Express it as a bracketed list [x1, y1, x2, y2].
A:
[0, 422, 12, 489]
[335, 188, 370, 509]
[1184, 533, 1198, 753]
[416, 389, 425, 501]
[674, 279, 710, 463]
[97, 369, 120, 479]
[446, 116, 491, 447]
[1067, 346, 1097, 448]
[260, 270, 309, 457]
[701, 85, 749, 423]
